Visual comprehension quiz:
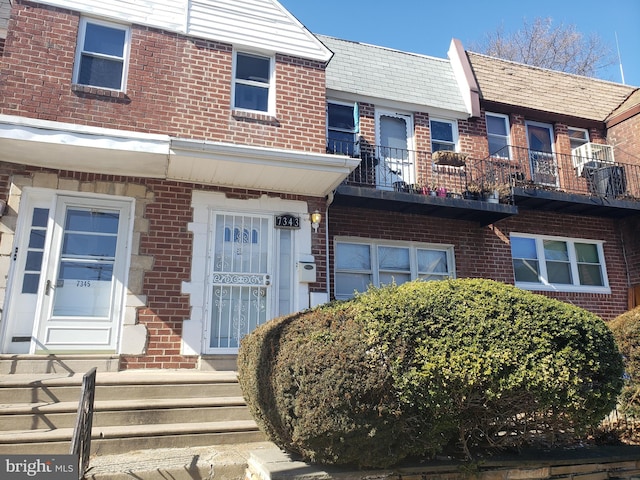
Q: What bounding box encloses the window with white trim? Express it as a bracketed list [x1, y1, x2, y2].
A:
[568, 127, 590, 151]
[233, 52, 274, 113]
[327, 101, 359, 155]
[334, 238, 455, 300]
[74, 18, 130, 91]
[486, 113, 511, 159]
[510, 233, 609, 293]
[430, 118, 458, 152]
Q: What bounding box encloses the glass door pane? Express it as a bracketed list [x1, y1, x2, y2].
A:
[527, 122, 558, 187]
[377, 114, 413, 190]
[52, 208, 119, 317]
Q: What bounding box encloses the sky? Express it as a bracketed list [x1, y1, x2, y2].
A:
[279, 0, 640, 88]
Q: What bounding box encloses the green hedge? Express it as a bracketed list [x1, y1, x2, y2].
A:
[238, 279, 624, 466]
[609, 307, 640, 416]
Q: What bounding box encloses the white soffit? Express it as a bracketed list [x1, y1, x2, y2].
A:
[0, 116, 358, 197]
[169, 139, 359, 196]
[0, 115, 170, 178]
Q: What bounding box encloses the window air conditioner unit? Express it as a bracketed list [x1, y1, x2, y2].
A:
[572, 143, 615, 176]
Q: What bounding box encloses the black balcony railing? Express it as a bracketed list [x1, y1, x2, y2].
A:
[473, 146, 640, 201]
[329, 141, 640, 206]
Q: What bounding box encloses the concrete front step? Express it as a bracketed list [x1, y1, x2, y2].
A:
[0, 370, 243, 403]
[0, 420, 265, 455]
[0, 355, 120, 374]
[0, 397, 252, 430]
[0, 369, 265, 456]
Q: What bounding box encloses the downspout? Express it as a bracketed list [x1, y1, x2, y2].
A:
[325, 190, 335, 301]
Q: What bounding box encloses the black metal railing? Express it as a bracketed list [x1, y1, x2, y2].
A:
[330, 141, 471, 200]
[473, 146, 640, 201]
[70, 367, 97, 480]
[328, 140, 640, 204]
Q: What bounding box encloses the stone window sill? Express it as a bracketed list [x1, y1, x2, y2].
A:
[72, 84, 128, 100]
[232, 109, 279, 125]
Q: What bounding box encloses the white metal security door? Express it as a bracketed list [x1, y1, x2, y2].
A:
[207, 214, 272, 352]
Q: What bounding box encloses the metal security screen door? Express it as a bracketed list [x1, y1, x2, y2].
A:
[208, 214, 272, 351]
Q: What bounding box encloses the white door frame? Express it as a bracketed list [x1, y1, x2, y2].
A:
[1, 188, 133, 354]
[526, 120, 558, 187]
[375, 110, 415, 190]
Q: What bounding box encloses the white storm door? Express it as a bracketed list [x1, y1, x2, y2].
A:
[376, 113, 414, 190]
[1, 198, 51, 353]
[36, 198, 130, 352]
[526, 121, 558, 187]
[208, 214, 272, 353]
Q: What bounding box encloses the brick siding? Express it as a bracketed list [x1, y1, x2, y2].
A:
[0, 1, 327, 152]
[329, 206, 629, 321]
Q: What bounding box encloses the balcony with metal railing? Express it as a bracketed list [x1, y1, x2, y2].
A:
[473, 145, 640, 218]
[327, 140, 640, 224]
[328, 141, 518, 225]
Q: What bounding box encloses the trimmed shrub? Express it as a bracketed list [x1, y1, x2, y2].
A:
[237, 302, 424, 467]
[238, 279, 624, 466]
[357, 279, 624, 457]
[609, 307, 640, 416]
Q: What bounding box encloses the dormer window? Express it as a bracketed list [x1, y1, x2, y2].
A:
[233, 52, 274, 113]
[486, 113, 511, 159]
[73, 18, 130, 91]
[430, 119, 458, 152]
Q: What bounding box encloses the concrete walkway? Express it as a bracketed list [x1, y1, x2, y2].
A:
[84, 441, 277, 479]
[83, 442, 640, 480]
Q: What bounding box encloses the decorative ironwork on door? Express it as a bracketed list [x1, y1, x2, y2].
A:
[209, 215, 271, 350]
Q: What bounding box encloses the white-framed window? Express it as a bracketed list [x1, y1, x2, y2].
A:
[334, 238, 455, 300]
[430, 118, 458, 152]
[327, 101, 359, 155]
[568, 127, 590, 151]
[73, 17, 131, 91]
[233, 51, 274, 113]
[510, 233, 609, 294]
[486, 113, 511, 159]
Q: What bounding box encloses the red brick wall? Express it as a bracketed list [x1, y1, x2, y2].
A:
[609, 113, 640, 165]
[329, 206, 629, 321]
[0, 1, 327, 151]
[0, 163, 322, 368]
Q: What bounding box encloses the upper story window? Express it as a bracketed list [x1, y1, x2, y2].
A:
[334, 238, 455, 300]
[510, 233, 609, 294]
[73, 18, 130, 91]
[486, 113, 511, 159]
[568, 127, 590, 151]
[233, 52, 274, 113]
[327, 102, 359, 155]
[430, 119, 458, 152]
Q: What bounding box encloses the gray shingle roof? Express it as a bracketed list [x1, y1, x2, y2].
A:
[467, 52, 635, 122]
[318, 35, 468, 115]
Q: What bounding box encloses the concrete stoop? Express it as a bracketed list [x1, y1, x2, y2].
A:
[0, 368, 265, 456]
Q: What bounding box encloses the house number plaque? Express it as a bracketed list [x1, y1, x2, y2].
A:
[275, 214, 300, 229]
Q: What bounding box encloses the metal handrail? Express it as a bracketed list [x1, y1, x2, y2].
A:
[70, 367, 97, 480]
